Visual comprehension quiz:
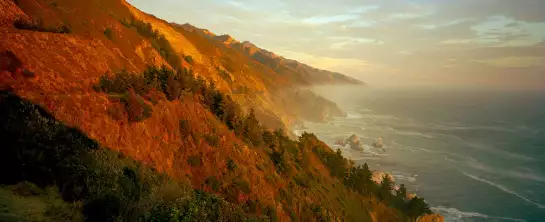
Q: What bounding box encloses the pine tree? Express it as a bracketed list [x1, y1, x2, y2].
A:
[396, 184, 407, 199]
[379, 174, 394, 204]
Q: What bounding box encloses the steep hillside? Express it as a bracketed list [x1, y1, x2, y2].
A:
[0, 0, 439, 221]
[237, 40, 364, 85]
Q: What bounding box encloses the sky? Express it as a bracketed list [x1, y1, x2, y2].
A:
[128, 0, 545, 90]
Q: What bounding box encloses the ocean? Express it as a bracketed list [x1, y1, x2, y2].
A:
[294, 86, 545, 222]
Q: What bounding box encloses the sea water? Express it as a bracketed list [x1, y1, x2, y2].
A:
[296, 86, 545, 222]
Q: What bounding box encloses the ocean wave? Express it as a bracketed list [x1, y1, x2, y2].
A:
[461, 172, 545, 210]
[465, 141, 536, 161]
[466, 161, 545, 183]
[393, 130, 435, 139]
[429, 124, 512, 133]
[346, 113, 364, 119]
[392, 174, 416, 183]
[428, 123, 541, 135]
[431, 206, 526, 222]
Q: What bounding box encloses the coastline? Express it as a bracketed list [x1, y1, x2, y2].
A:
[292, 125, 444, 221]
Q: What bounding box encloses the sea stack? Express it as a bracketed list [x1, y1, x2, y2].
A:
[372, 137, 383, 149]
[346, 134, 363, 151]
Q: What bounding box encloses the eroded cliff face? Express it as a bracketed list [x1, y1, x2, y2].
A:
[417, 214, 445, 222]
[1, 1, 430, 221]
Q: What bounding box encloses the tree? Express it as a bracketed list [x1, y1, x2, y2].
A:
[344, 163, 373, 195]
[379, 174, 394, 204]
[406, 196, 432, 218]
[396, 184, 407, 200]
[239, 109, 262, 146]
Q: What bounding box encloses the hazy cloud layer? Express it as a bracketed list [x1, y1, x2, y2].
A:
[128, 0, 545, 89]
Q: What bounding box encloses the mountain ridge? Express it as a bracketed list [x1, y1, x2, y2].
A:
[0, 0, 439, 221]
[173, 22, 365, 86]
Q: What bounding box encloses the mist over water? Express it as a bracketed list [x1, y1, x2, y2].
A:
[296, 86, 545, 222]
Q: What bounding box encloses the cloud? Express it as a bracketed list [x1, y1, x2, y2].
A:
[272, 49, 369, 72]
[129, 0, 545, 89]
[478, 56, 545, 68]
[397, 51, 413, 55]
[329, 36, 384, 49]
[301, 5, 378, 25]
[302, 14, 359, 25]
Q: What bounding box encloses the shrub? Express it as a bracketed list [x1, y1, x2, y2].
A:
[233, 179, 250, 194]
[406, 196, 432, 219]
[119, 18, 131, 28]
[104, 28, 113, 40]
[226, 159, 237, 171]
[294, 173, 315, 189]
[96, 70, 149, 95]
[0, 184, 84, 221]
[14, 18, 71, 34]
[205, 176, 221, 192]
[204, 134, 219, 147]
[120, 90, 152, 122]
[130, 19, 181, 69]
[0, 92, 263, 221]
[11, 181, 44, 196]
[187, 156, 201, 167]
[179, 120, 190, 136]
[264, 205, 278, 222]
[56, 24, 72, 34]
[184, 55, 194, 64]
[13, 18, 43, 31]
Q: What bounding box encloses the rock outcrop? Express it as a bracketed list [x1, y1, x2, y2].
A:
[346, 134, 363, 151]
[417, 214, 445, 222]
[372, 171, 394, 184]
[372, 137, 383, 148]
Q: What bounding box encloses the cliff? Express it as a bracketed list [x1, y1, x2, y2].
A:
[0, 0, 433, 221]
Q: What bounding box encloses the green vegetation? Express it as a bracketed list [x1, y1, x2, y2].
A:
[183, 55, 194, 64]
[104, 28, 114, 40]
[119, 18, 131, 28]
[179, 120, 191, 136]
[0, 91, 270, 221]
[120, 90, 153, 122]
[187, 156, 202, 167]
[0, 183, 83, 222]
[205, 134, 220, 147]
[205, 177, 221, 192]
[226, 159, 237, 171]
[129, 19, 181, 69]
[13, 18, 71, 34]
[90, 63, 431, 220]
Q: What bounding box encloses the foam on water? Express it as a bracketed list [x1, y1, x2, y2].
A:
[432, 206, 526, 222]
[461, 172, 545, 210]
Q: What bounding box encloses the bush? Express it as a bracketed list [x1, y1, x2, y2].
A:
[187, 156, 201, 167]
[406, 196, 432, 219]
[119, 18, 131, 28]
[205, 134, 219, 147]
[120, 90, 152, 122]
[184, 55, 194, 64]
[130, 19, 181, 69]
[294, 173, 315, 189]
[0, 92, 262, 221]
[0, 184, 84, 221]
[104, 28, 113, 40]
[264, 205, 278, 222]
[226, 159, 237, 171]
[179, 120, 190, 136]
[205, 176, 221, 192]
[233, 179, 250, 194]
[14, 18, 71, 34]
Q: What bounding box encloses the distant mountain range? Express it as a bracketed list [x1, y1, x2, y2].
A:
[175, 23, 365, 86]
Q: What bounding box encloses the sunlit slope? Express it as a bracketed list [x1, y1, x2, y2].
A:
[0, 0, 440, 221]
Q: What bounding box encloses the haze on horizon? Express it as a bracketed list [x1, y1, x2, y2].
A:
[128, 0, 545, 90]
